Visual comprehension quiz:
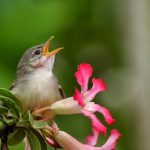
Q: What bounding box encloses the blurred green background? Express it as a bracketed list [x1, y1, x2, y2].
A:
[0, 0, 150, 150]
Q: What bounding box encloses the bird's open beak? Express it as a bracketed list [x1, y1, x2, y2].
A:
[42, 36, 63, 57]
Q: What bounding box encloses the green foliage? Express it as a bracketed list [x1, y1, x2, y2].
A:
[0, 89, 22, 111]
[26, 128, 46, 150]
[27, 128, 47, 150]
[0, 95, 20, 117]
[0, 88, 47, 150]
[8, 128, 26, 146]
[0, 88, 22, 117]
[0, 106, 9, 114]
[26, 128, 41, 150]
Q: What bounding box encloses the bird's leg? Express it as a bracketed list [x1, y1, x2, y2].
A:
[32, 106, 54, 121]
[32, 106, 51, 115]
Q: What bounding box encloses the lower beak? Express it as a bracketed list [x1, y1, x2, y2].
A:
[42, 37, 63, 57]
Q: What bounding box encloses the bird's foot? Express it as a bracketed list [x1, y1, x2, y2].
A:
[32, 106, 54, 121]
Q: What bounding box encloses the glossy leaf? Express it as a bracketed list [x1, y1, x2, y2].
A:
[0, 88, 17, 101]
[0, 88, 22, 111]
[8, 127, 26, 145]
[0, 118, 6, 129]
[0, 95, 20, 117]
[28, 110, 34, 125]
[2, 114, 16, 125]
[32, 120, 48, 129]
[28, 111, 48, 128]
[0, 105, 9, 113]
[30, 128, 47, 150]
[21, 111, 30, 126]
[26, 128, 42, 150]
[7, 109, 18, 119]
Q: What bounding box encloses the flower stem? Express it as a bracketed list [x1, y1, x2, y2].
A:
[0, 125, 15, 150]
[1, 136, 8, 150]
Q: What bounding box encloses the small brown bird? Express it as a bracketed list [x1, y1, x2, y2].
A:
[10, 37, 65, 113]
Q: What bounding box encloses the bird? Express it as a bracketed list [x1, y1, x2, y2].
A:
[10, 37, 65, 116]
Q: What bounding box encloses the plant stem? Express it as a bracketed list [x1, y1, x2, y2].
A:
[1, 136, 8, 150]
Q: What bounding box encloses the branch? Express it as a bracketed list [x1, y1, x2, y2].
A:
[1, 136, 8, 150]
[0, 125, 15, 150]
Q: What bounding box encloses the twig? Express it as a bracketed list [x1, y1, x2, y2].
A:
[1, 136, 8, 150]
[0, 125, 15, 150]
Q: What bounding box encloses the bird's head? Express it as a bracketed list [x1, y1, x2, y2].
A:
[16, 37, 63, 78]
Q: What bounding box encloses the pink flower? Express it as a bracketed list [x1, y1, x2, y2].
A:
[32, 63, 121, 150]
[73, 64, 115, 146]
[50, 123, 121, 150]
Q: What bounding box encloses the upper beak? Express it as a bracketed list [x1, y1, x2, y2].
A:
[42, 36, 63, 57]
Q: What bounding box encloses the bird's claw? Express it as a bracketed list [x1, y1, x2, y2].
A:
[32, 106, 54, 121]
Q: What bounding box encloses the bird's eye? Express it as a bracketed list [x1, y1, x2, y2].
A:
[35, 50, 40, 55]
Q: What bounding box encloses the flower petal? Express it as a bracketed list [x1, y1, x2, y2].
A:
[99, 129, 121, 150]
[73, 87, 85, 107]
[53, 128, 121, 150]
[86, 103, 115, 125]
[81, 109, 107, 135]
[75, 63, 93, 93]
[46, 137, 54, 146]
[24, 137, 31, 150]
[86, 128, 99, 146]
[46, 137, 61, 148]
[54, 130, 100, 150]
[55, 130, 87, 150]
[50, 97, 81, 115]
[86, 78, 107, 101]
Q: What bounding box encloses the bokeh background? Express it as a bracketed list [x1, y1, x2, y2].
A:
[0, 0, 150, 150]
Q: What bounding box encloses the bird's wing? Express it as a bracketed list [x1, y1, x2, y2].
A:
[58, 85, 66, 99]
[9, 81, 16, 90]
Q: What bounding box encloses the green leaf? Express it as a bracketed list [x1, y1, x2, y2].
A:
[28, 111, 34, 125]
[8, 127, 26, 145]
[18, 111, 30, 127]
[28, 111, 47, 128]
[0, 88, 22, 111]
[2, 114, 16, 125]
[29, 128, 47, 150]
[7, 109, 18, 118]
[0, 95, 20, 117]
[1, 109, 18, 125]
[0, 88, 17, 101]
[0, 109, 18, 125]
[26, 128, 41, 150]
[0, 118, 6, 129]
[32, 120, 48, 129]
[0, 105, 9, 113]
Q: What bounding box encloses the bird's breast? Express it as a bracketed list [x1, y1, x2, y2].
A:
[12, 69, 61, 111]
